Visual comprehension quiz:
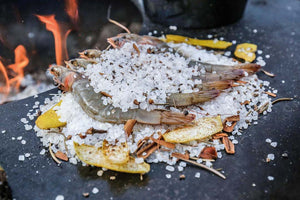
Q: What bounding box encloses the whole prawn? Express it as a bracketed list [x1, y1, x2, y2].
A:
[49, 65, 195, 125]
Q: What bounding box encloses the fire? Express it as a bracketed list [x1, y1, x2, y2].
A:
[0, 45, 29, 100]
[36, 15, 71, 65]
[65, 0, 79, 25]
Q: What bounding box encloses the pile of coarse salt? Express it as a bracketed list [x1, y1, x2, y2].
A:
[29, 39, 275, 175]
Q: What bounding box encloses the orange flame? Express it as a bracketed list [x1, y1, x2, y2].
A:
[36, 14, 71, 65]
[65, 0, 79, 25]
[0, 45, 29, 100]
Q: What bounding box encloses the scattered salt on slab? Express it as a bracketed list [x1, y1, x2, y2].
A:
[166, 165, 175, 172]
[165, 174, 172, 179]
[252, 183, 256, 187]
[11, 137, 15, 140]
[265, 55, 270, 59]
[232, 139, 239, 144]
[207, 34, 213, 39]
[1, 130, 6, 134]
[97, 170, 104, 177]
[267, 176, 274, 181]
[270, 142, 277, 148]
[267, 154, 275, 160]
[21, 140, 26, 145]
[55, 195, 64, 200]
[179, 162, 187, 167]
[40, 149, 46, 155]
[169, 25, 177, 31]
[92, 187, 99, 194]
[177, 166, 184, 172]
[17, 136, 22, 140]
[25, 153, 31, 157]
[253, 29, 258, 33]
[282, 80, 285, 83]
[18, 155, 25, 161]
[265, 138, 272, 143]
[195, 172, 201, 178]
[257, 50, 263, 54]
[205, 161, 212, 167]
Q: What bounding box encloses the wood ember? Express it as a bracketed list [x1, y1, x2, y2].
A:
[55, 151, 69, 161]
[199, 146, 218, 159]
[222, 136, 235, 154]
[124, 119, 137, 137]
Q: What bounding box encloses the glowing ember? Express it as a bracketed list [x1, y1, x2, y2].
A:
[0, 45, 29, 102]
[36, 15, 71, 65]
[65, 0, 79, 25]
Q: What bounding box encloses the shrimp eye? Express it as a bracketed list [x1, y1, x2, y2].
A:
[183, 110, 189, 116]
[84, 51, 88, 56]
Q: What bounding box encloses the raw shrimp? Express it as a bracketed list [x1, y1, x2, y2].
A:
[49, 65, 195, 125]
[65, 58, 97, 72]
[79, 49, 102, 59]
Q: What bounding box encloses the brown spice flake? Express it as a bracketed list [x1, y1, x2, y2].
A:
[212, 133, 228, 139]
[171, 152, 190, 160]
[55, 151, 69, 161]
[100, 91, 112, 98]
[236, 80, 248, 84]
[86, 127, 107, 135]
[222, 136, 235, 154]
[133, 99, 140, 105]
[150, 137, 175, 149]
[223, 115, 240, 132]
[179, 174, 186, 180]
[82, 193, 90, 198]
[199, 146, 218, 160]
[137, 143, 159, 159]
[124, 119, 137, 137]
[265, 91, 277, 97]
[148, 99, 154, 104]
[241, 100, 250, 105]
[133, 43, 140, 56]
[79, 133, 86, 139]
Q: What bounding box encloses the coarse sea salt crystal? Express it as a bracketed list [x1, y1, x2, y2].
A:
[25, 153, 31, 157]
[1, 130, 6, 134]
[270, 142, 277, 147]
[179, 161, 187, 167]
[169, 25, 177, 31]
[267, 176, 274, 181]
[195, 172, 201, 178]
[177, 166, 184, 172]
[17, 136, 22, 140]
[165, 174, 171, 179]
[266, 138, 272, 143]
[55, 195, 64, 200]
[25, 124, 33, 130]
[40, 149, 46, 155]
[18, 155, 25, 161]
[21, 140, 26, 145]
[166, 165, 175, 172]
[267, 154, 275, 160]
[92, 187, 99, 194]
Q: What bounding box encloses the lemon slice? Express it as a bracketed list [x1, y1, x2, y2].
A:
[102, 140, 129, 164]
[35, 100, 66, 129]
[74, 142, 150, 174]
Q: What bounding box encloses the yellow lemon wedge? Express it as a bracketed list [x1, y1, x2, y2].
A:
[234, 43, 257, 62]
[74, 142, 150, 174]
[35, 100, 66, 129]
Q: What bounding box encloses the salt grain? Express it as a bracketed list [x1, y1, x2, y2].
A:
[18, 155, 25, 161]
[265, 138, 272, 143]
[179, 162, 187, 167]
[55, 195, 64, 200]
[270, 142, 277, 148]
[177, 166, 184, 172]
[195, 172, 201, 178]
[165, 174, 171, 179]
[21, 140, 26, 145]
[40, 149, 46, 155]
[267, 154, 275, 160]
[1, 130, 6, 134]
[97, 170, 104, 177]
[166, 165, 175, 172]
[267, 176, 274, 181]
[25, 153, 31, 157]
[169, 25, 177, 31]
[92, 187, 99, 194]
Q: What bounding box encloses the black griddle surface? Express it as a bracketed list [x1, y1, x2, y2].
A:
[1, 0, 300, 199]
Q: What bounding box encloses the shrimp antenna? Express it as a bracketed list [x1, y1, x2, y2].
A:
[107, 5, 131, 34]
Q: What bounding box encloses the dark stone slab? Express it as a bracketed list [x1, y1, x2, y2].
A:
[0, 0, 300, 199]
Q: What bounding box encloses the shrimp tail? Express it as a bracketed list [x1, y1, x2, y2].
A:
[160, 111, 195, 125]
[196, 80, 233, 91]
[235, 63, 261, 75]
[166, 89, 220, 107]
